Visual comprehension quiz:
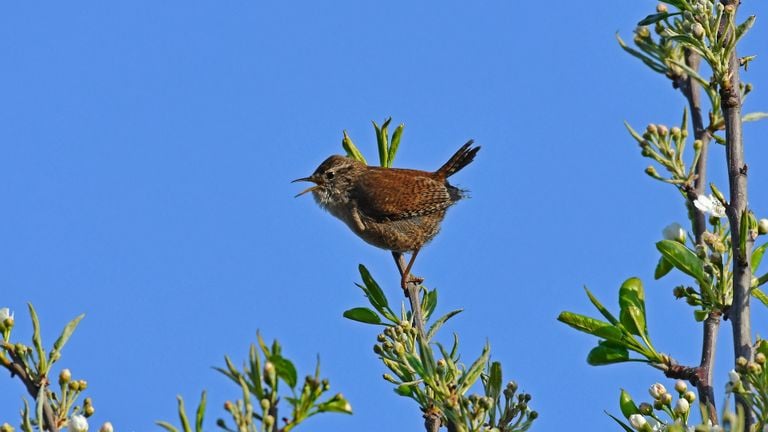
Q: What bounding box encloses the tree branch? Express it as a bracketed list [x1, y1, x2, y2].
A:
[719, 0, 752, 427]
[677, 48, 719, 424]
[2, 344, 60, 432]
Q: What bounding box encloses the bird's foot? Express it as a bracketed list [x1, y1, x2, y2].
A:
[401, 274, 424, 292]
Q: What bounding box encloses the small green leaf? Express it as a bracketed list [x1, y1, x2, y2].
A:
[422, 288, 438, 322]
[557, 312, 624, 343]
[638, 12, 681, 26]
[27, 303, 47, 374]
[177, 395, 191, 432]
[195, 391, 206, 432]
[343, 307, 382, 325]
[606, 412, 636, 432]
[743, 112, 768, 123]
[156, 422, 179, 432]
[388, 124, 404, 166]
[458, 343, 490, 394]
[618, 278, 647, 337]
[654, 256, 674, 280]
[426, 309, 462, 341]
[269, 355, 298, 389]
[693, 309, 708, 322]
[49, 313, 84, 365]
[619, 388, 640, 417]
[587, 341, 630, 365]
[756, 339, 768, 358]
[358, 265, 390, 313]
[341, 130, 366, 164]
[752, 242, 768, 272]
[753, 289, 768, 308]
[656, 240, 709, 286]
[584, 287, 619, 325]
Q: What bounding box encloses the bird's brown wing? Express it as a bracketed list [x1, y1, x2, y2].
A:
[351, 168, 461, 221]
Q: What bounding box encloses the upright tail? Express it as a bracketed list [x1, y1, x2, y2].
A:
[436, 140, 480, 178]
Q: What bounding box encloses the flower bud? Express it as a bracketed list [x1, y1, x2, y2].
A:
[0, 423, 14, 432]
[661, 392, 673, 405]
[0, 308, 13, 330]
[382, 374, 398, 384]
[736, 357, 748, 370]
[674, 398, 689, 414]
[78, 380, 88, 391]
[758, 219, 768, 235]
[264, 361, 276, 385]
[649, 383, 667, 399]
[674, 380, 687, 393]
[99, 422, 113, 432]
[639, 402, 653, 415]
[69, 414, 89, 432]
[684, 391, 696, 402]
[376, 333, 386, 343]
[673, 286, 686, 299]
[629, 414, 647, 430]
[59, 368, 72, 385]
[658, 125, 668, 136]
[748, 362, 762, 374]
[646, 124, 658, 135]
[264, 415, 275, 428]
[656, 3, 668, 13]
[84, 404, 95, 417]
[729, 369, 741, 385]
[663, 223, 687, 244]
[636, 26, 651, 39]
[756, 352, 766, 365]
[670, 127, 681, 138]
[691, 23, 705, 39]
[393, 342, 405, 355]
[645, 166, 659, 178]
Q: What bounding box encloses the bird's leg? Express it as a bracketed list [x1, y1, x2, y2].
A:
[392, 250, 424, 291]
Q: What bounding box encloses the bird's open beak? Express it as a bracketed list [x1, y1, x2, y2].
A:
[291, 176, 321, 198]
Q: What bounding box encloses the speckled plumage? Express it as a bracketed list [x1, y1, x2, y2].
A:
[295, 141, 479, 253]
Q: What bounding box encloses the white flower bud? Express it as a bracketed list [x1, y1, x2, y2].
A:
[663, 223, 687, 243]
[729, 369, 741, 385]
[70, 414, 89, 432]
[674, 398, 689, 414]
[649, 383, 667, 399]
[629, 414, 647, 429]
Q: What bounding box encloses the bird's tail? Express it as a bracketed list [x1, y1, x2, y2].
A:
[436, 140, 480, 178]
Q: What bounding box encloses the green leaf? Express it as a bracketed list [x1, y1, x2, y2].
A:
[619, 388, 640, 417]
[753, 289, 768, 308]
[557, 312, 624, 343]
[248, 344, 264, 399]
[618, 278, 647, 337]
[49, 313, 84, 365]
[156, 422, 179, 432]
[195, 391, 206, 432]
[584, 287, 619, 325]
[373, 119, 389, 168]
[28, 303, 47, 374]
[606, 412, 636, 432]
[269, 355, 298, 389]
[693, 309, 708, 322]
[752, 242, 768, 272]
[317, 394, 352, 414]
[654, 256, 674, 279]
[587, 341, 630, 365]
[422, 289, 438, 322]
[358, 265, 391, 314]
[177, 395, 192, 432]
[743, 112, 768, 123]
[458, 343, 490, 394]
[341, 130, 366, 164]
[616, 34, 666, 74]
[426, 309, 462, 342]
[343, 307, 382, 325]
[656, 240, 709, 286]
[486, 361, 502, 419]
[388, 124, 404, 166]
[638, 12, 681, 26]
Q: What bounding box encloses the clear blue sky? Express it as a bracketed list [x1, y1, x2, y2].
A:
[2, 2, 767, 431]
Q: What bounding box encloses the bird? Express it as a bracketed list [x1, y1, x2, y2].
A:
[293, 141, 479, 290]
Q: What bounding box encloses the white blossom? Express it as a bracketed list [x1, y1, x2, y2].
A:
[0, 308, 12, 322]
[674, 398, 690, 414]
[694, 194, 726, 218]
[629, 414, 647, 430]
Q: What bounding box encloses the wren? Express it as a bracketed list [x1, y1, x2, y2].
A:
[293, 141, 479, 289]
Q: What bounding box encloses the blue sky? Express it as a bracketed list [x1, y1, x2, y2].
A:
[1, 1, 767, 431]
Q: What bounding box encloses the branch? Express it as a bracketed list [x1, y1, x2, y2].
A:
[2, 344, 60, 432]
[677, 48, 719, 425]
[719, 0, 753, 427]
[392, 252, 426, 338]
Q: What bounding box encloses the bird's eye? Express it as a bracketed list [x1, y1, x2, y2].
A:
[325, 171, 335, 180]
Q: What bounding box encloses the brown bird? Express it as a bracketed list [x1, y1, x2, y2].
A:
[293, 141, 480, 289]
